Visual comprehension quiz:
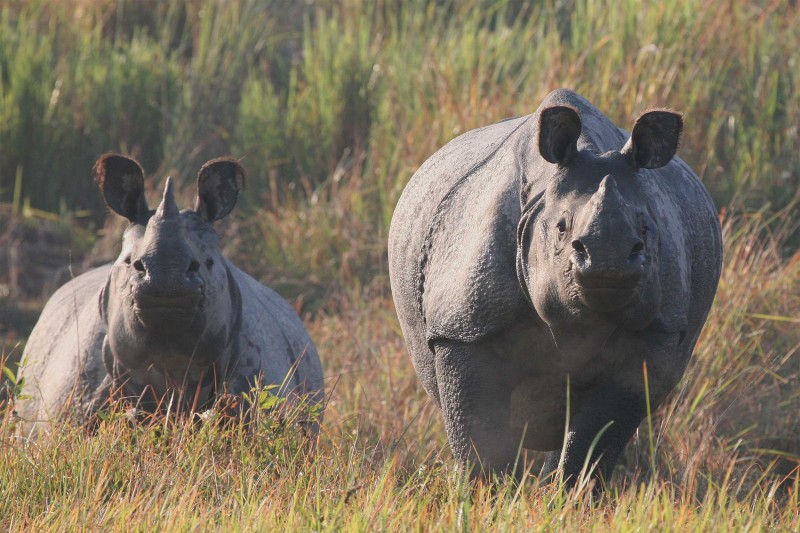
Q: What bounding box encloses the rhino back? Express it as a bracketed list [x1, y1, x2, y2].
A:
[227, 263, 324, 401]
[536, 89, 628, 153]
[16, 265, 110, 423]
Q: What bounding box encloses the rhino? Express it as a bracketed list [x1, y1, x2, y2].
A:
[389, 89, 722, 486]
[15, 154, 324, 432]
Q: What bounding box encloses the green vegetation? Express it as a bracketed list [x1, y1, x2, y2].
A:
[1, 0, 798, 530]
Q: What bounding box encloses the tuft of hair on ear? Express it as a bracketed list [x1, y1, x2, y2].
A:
[198, 156, 246, 191]
[93, 152, 145, 191]
[640, 107, 684, 147]
[93, 152, 148, 221]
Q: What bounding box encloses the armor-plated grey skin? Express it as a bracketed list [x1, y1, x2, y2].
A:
[16, 155, 324, 433]
[389, 89, 722, 486]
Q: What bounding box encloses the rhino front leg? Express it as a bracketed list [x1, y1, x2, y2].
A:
[545, 381, 646, 488]
[434, 340, 520, 480]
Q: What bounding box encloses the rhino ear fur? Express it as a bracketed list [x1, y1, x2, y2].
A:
[94, 153, 148, 222]
[621, 110, 683, 169]
[538, 105, 581, 165]
[195, 157, 246, 222]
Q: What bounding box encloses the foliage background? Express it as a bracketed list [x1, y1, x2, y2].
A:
[0, 0, 798, 529]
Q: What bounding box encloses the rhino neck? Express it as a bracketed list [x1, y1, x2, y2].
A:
[125, 364, 219, 412]
[101, 333, 226, 411]
[101, 264, 244, 411]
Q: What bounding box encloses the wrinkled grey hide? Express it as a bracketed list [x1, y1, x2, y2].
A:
[16, 155, 324, 434]
[389, 89, 722, 485]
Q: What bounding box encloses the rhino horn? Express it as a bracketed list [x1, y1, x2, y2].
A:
[155, 177, 179, 219]
[591, 175, 625, 210]
[582, 176, 629, 239]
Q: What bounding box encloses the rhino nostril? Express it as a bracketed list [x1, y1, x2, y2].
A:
[132, 260, 146, 273]
[630, 241, 644, 255]
[572, 240, 587, 255]
[187, 260, 201, 273]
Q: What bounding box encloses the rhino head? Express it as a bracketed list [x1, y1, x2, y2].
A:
[94, 154, 245, 399]
[519, 105, 683, 330]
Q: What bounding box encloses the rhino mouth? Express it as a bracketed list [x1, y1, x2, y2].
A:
[574, 272, 640, 291]
[133, 294, 203, 329]
[572, 272, 641, 311]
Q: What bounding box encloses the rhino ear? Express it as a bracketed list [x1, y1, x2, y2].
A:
[621, 110, 683, 169]
[94, 153, 148, 222]
[538, 105, 581, 165]
[195, 157, 245, 222]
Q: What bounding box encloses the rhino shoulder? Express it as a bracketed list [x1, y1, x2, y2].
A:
[392, 116, 531, 241]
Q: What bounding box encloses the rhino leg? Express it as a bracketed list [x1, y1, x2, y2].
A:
[541, 381, 646, 489]
[539, 451, 561, 484]
[434, 340, 520, 480]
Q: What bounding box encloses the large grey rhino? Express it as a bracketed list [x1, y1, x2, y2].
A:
[16, 155, 324, 432]
[389, 89, 722, 485]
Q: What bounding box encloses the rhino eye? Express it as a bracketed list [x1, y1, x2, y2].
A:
[641, 223, 649, 237]
[556, 219, 567, 236]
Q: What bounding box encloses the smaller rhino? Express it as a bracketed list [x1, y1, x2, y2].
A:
[15, 155, 324, 432]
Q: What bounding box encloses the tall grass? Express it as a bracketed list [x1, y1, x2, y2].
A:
[2, 0, 799, 219]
